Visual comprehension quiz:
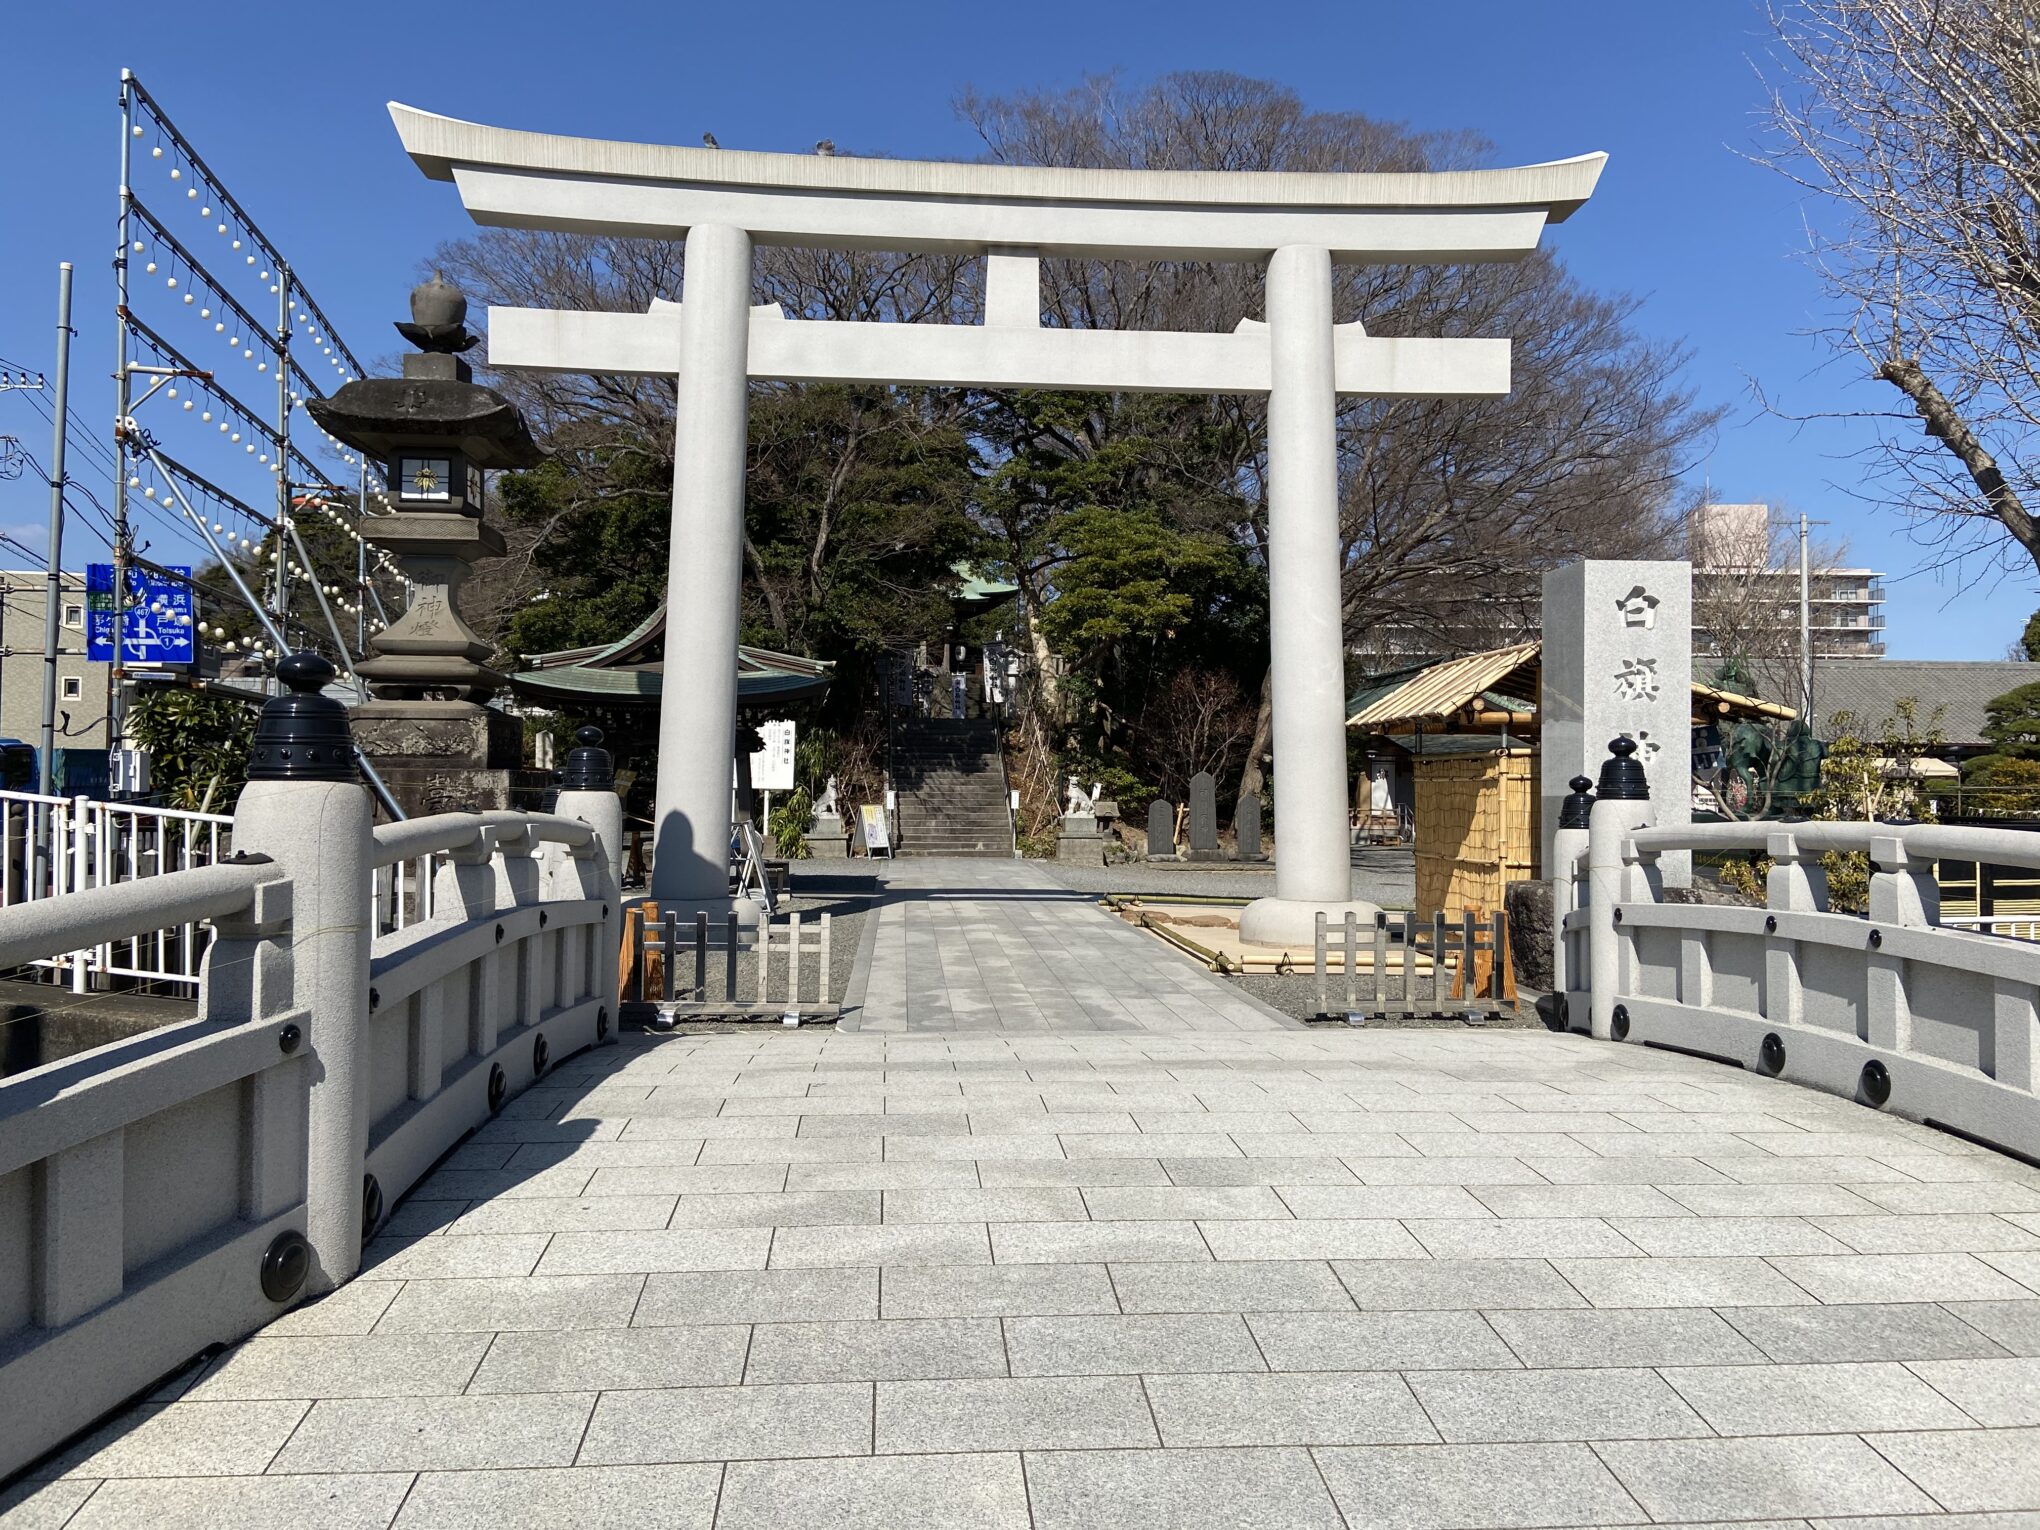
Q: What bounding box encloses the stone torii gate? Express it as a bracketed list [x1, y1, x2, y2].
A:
[390, 104, 1603, 943]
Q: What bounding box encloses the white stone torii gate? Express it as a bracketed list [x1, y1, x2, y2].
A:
[390, 104, 1603, 944]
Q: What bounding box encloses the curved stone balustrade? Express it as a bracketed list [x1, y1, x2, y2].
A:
[0, 780, 621, 1478]
[1560, 816, 2040, 1166]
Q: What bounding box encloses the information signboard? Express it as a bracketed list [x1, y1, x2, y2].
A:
[86, 565, 195, 666]
[858, 803, 892, 858]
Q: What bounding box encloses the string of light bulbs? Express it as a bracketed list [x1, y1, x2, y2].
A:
[117, 69, 398, 677]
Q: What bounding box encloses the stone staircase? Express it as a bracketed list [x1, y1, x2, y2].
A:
[891, 718, 1016, 858]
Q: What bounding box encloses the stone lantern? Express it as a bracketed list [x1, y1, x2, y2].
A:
[306, 276, 545, 816]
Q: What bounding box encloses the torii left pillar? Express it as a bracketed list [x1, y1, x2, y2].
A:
[652, 223, 755, 924]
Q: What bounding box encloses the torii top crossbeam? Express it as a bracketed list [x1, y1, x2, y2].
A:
[392, 104, 1602, 261]
[390, 102, 1604, 944]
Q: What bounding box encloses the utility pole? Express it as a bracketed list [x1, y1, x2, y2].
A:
[1798, 511, 1815, 736]
[39, 263, 74, 805]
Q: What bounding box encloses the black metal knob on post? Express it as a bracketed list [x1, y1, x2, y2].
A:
[1558, 775, 1596, 830]
[1596, 738, 1649, 801]
[248, 653, 360, 783]
[560, 725, 615, 792]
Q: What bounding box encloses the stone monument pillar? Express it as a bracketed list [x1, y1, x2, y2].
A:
[1057, 776, 1104, 865]
[806, 776, 848, 859]
[306, 277, 547, 819]
[1185, 772, 1222, 862]
[1540, 560, 1692, 887]
[1146, 799, 1176, 861]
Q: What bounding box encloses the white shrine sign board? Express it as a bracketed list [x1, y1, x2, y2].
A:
[748, 719, 796, 792]
[1540, 559, 1693, 886]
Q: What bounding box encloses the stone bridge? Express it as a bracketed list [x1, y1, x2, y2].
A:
[7, 840, 2040, 1528]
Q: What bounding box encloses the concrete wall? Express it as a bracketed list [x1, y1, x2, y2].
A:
[0, 571, 106, 752]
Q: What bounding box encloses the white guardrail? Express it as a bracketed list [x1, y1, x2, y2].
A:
[0, 771, 622, 1476]
[1557, 804, 2040, 1169]
[0, 790, 234, 993]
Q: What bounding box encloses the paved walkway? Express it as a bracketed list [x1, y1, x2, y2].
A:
[9, 863, 2040, 1528]
[854, 859, 1287, 1033]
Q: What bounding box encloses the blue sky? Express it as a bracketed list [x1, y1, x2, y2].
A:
[0, 0, 2027, 658]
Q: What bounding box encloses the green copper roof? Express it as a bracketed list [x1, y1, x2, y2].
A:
[511, 604, 833, 710]
[952, 562, 1019, 606]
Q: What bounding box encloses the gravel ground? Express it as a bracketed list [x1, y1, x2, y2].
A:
[1226, 968, 1542, 1028]
[1040, 849, 1541, 1028]
[1039, 846, 1415, 908]
[621, 868, 876, 1024]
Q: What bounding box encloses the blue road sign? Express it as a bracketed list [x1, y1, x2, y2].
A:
[86, 564, 195, 665]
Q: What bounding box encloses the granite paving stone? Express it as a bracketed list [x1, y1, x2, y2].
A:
[974, 1158, 1172, 1187]
[1003, 1312, 1265, 1375]
[665, 1189, 880, 1227]
[1810, 1214, 2040, 1254]
[1908, 1357, 2040, 1426]
[874, 1375, 1158, 1453]
[449, 1194, 677, 1234]
[633, 1267, 878, 1325]
[1409, 1365, 1711, 1442]
[1553, 1255, 1819, 1308]
[1109, 1258, 1355, 1313]
[768, 1221, 991, 1267]
[1158, 1156, 1359, 1186]
[1078, 1185, 1290, 1220]
[991, 1219, 1211, 1264]
[715, 1452, 1032, 1530]
[359, 1232, 550, 1279]
[184, 1333, 489, 1401]
[269, 1393, 595, 1473]
[63, 1474, 413, 1530]
[1248, 1310, 1521, 1371]
[29, 1401, 310, 1480]
[1866, 1427, 2040, 1513]
[389, 1464, 722, 1529]
[1023, 1444, 1346, 1529]
[466, 1325, 750, 1393]
[1332, 1256, 1589, 1310]
[1484, 1305, 1770, 1368]
[1407, 1216, 1648, 1259]
[742, 1316, 1007, 1382]
[1944, 1300, 2040, 1355]
[1143, 1371, 1437, 1446]
[1660, 1359, 1978, 1434]
[1313, 1441, 1645, 1530]
[575, 1381, 872, 1464]
[1769, 1253, 2040, 1305]
[1595, 1434, 1942, 1521]
[882, 1187, 1087, 1222]
[1461, 1183, 1691, 1219]
[1721, 1301, 2016, 1363]
[533, 1226, 773, 1274]
[879, 1262, 1120, 1318]
[0, 1481, 97, 1530]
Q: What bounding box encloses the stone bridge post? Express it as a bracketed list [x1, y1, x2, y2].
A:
[1585, 738, 1651, 1041]
[230, 654, 374, 1292]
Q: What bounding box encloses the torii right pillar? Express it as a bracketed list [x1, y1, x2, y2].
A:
[1240, 245, 1380, 948]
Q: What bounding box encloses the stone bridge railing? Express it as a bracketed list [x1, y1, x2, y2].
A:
[1556, 741, 2038, 1168]
[0, 657, 621, 1475]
